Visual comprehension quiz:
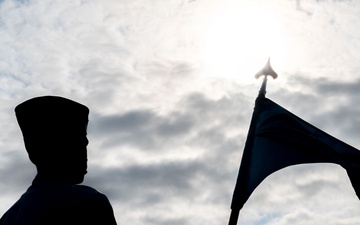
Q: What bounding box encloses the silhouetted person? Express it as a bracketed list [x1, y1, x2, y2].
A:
[0, 96, 117, 225]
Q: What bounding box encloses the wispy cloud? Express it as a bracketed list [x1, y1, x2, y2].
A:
[1, 0, 360, 224]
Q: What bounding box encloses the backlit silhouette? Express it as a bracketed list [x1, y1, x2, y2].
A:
[0, 96, 117, 225]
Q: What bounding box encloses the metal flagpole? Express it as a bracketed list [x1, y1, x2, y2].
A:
[228, 209, 240, 225]
[228, 58, 277, 225]
[255, 58, 278, 97]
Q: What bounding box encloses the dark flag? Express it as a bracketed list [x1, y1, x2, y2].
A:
[229, 95, 360, 225]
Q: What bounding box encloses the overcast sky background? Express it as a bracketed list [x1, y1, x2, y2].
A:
[1, 0, 360, 224]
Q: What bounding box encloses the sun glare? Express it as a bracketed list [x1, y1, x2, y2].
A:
[201, 3, 288, 84]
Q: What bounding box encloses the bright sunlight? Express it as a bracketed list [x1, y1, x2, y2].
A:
[201, 2, 288, 84]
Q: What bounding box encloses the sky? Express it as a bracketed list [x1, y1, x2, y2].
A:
[1, 0, 360, 224]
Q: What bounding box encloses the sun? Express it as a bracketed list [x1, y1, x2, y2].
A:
[200, 2, 288, 84]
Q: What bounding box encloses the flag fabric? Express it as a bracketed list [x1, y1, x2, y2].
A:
[230, 95, 360, 213]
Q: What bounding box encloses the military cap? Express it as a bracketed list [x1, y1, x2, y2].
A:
[15, 96, 89, 140]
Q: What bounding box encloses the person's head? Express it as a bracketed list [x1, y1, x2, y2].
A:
[15, 96, 89, 184]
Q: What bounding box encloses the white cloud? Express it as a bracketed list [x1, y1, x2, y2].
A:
[1, 0, 360, 224]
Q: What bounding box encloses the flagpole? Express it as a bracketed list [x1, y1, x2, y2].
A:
[255, 58, 278, 97]
[258, 75, 268, 96]
[228, 210, 240, 225]
[228, 58, 277, 225]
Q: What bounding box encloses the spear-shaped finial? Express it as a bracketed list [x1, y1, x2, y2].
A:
[255, 58, 278, 96]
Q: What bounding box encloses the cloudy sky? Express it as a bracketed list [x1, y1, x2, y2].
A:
[1, 0, 360, 224]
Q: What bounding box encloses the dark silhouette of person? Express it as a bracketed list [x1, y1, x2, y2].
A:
[0, 96, 117, 225]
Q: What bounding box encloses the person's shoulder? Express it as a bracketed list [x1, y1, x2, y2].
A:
[71, 185, 117, 225]
[71, 185, 111, 203]
[28, 182, 110, 204]
[72, 184, 101, 194]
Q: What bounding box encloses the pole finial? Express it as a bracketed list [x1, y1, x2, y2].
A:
[255, 58, 278, 96]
